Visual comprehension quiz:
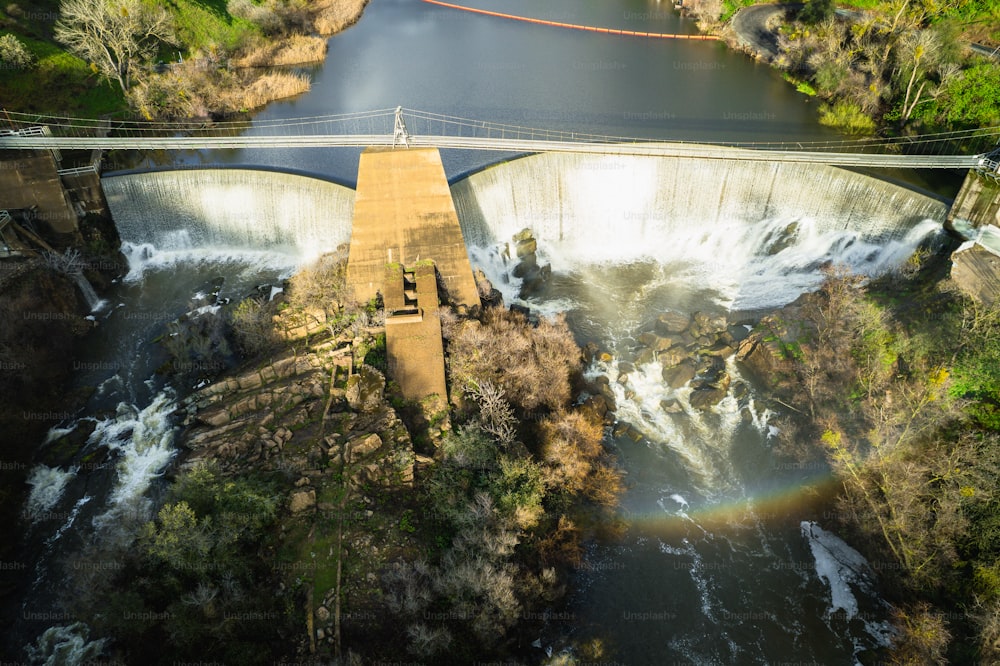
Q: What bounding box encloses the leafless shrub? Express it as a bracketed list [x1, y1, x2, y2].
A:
[466, 380, 517, 446]
[43, 249, 85, 276]
[406, 623, 453, 658]
[231, 297, 278, 356]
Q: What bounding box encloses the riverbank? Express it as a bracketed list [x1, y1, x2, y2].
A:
[705, 0, 1000, 135]
[0, 0, 370, 120]
[735, 246, 1000, 662]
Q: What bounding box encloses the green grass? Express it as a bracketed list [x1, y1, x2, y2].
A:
[0, 33, 126, 115]
[166, 0, 260, 54]
[836, 0, 882, 9]
[721, 0, 758, 23]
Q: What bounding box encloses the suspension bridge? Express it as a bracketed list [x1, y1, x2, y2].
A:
[2, 107, 999, 169]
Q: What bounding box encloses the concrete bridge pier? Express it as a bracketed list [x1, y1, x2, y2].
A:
[948, 166, 1000, 305]
[346, 147, 480, 404]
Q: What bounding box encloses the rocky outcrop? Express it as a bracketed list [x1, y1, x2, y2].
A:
[950, 240, 1000, 307]
[642, 309, 737, 411]
[734, 314, 800, 389]
[179, 331, 414, 489]
[508, 228, 551, 298]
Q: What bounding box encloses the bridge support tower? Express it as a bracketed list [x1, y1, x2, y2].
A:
[948, 159, 1000, 306]
[346, 146, 480, 403]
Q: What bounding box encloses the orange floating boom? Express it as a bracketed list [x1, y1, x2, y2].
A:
[420, 0, 720, 40]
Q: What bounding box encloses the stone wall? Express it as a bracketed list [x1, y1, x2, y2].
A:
[0, 153, 78, 239]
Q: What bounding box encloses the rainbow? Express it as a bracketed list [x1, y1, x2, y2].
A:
[621, 473, 843, 539]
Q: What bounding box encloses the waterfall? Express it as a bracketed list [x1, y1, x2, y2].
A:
[71, 273, 103, 312]
[452, 153, 949, 310]
[102, 169, 356, 277]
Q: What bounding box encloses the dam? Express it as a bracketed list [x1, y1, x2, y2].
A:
[102, 153, 948, 312]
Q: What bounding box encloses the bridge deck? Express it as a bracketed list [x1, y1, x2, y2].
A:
[0, 134, 981, 168]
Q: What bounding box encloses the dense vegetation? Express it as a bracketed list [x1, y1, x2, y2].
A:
[758, 256, 1000, 662]
[0, 0, 365, 118]
[686, 0, 1000, 136]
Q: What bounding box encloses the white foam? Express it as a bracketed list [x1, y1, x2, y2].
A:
[121, 239, 299, 283]
[87, 390, 178, 529]
[801, 521, 872, 620]
[24, 465, 77, 521]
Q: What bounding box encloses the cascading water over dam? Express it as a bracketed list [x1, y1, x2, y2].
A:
[453, 152, 948, 311]
[102, 169, 356, 278]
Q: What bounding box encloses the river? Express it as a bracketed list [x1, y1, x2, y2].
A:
[115, 0, 838, 183]
[14, 0, 953, 663]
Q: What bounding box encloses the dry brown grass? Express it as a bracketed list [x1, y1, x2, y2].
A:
[128, 64, 311, 119]
[232, 34, 328, 68]
[312, 0, 369, 36]
[237, 71, 310, 109]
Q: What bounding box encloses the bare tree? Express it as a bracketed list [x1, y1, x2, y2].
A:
[55, 0, 175, 93]
[466, 380, 517, 447]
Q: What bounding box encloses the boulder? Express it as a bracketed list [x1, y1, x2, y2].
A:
[657, 345, 689, 368]
[515, 237, 538, 257]
[511, 253, 538, 278]
[198, 409, 230, 428]
[691, 370, 730, 394]
[700, 340, 736, 358]
[689, 386, 728, 411]
[691, 311, 727, 337]
[512, 228, 534, 243]
[345, 366, 385, 413]
[348, 433, 383, 461]
[289, 489, 316, 513]
[736, 329, 796, 387]
[655, 311, 691, 335]
[660, 398, 684, 414]
[316, 606, 331, 623]
[236, 371, 263, 391]
[662, 360, 697, 388]
[637, 332, 658, 347]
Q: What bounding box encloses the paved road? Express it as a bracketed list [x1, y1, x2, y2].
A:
[730, 3, 793, 60]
